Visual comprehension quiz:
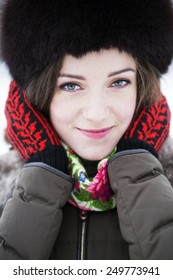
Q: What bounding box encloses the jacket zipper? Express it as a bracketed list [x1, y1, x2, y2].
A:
[78, 210, 88, 260]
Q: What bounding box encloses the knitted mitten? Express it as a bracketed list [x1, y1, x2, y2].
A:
[118, 95, 171, 157]
[5, 81, 67, 172]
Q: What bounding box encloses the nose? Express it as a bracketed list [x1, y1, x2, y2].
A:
[82, 91, 109, 123]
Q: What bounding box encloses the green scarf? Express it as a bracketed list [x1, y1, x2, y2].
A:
[63, 144, 117, 211]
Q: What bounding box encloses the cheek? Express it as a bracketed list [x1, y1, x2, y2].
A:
[122, 103, 136, 122]
[49, 100, 66, 135]
[50, 97, 72, 126]
[115, 94, 136, 126]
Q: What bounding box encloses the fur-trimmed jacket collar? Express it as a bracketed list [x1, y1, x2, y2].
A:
[0, 137, 173, 216]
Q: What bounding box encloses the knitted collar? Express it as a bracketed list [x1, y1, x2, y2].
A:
[63, 144, 117, 211]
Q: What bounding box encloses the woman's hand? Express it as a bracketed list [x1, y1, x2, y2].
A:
[122, 95, 171, 153]
[5, 81, 68, 172]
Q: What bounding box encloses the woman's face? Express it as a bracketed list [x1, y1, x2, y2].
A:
[50, 49, 137, 160]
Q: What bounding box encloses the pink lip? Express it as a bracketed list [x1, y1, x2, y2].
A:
[78, 127, 113, 139]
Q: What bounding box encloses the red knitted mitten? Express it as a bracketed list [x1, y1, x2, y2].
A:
[123, 95, 171, 152]
[5, 81, 61, 159]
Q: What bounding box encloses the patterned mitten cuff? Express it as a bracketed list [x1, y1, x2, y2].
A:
[117, 138, 158, 158]
[26, 146, 68, 173]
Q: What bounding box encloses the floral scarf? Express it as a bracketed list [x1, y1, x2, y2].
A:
[63, 144, 117, 211]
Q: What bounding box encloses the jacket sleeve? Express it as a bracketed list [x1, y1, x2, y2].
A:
[0, 162, 73, 260]
[107, 149, 173, 260]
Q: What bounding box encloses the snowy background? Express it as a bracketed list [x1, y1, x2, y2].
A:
[0, 61, 173, 156]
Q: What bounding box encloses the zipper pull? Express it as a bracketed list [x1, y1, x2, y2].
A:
[80, 210, 88, 221]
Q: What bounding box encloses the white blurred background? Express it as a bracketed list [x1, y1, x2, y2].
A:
[0, 61, 173, 156]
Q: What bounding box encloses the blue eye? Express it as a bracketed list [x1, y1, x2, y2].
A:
[60, 83, 81, 91]
[111, 79, 130, 88]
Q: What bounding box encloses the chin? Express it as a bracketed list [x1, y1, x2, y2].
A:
[77, 149, 113, 161]
[71, 140, 118, 161]
[83, 155, 103, 161]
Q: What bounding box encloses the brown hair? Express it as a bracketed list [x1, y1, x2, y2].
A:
[25, 55, 161, 118]
[135, 59, 161, 115]
[25, 58, 63, 117]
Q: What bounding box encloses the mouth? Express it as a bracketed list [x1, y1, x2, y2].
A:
[77, 126, 113, 139]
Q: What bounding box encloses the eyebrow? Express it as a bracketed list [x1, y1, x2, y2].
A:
[108, 68, 136, 77]
[58, 68, 136, 80]
[58, 74, 86, 80]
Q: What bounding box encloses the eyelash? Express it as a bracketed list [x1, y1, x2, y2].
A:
[111, 79, 130, 88]
[59, 83, 82, 92]
[58, 79, 131, 92]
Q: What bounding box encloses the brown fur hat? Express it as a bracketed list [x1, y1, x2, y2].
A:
[1, 0, 173, 88]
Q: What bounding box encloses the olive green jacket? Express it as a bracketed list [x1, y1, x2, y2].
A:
[0, 138, 173, 260]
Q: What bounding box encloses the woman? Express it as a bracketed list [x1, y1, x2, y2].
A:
[0, 0, 173, 260]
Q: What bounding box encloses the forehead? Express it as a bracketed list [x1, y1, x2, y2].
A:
[60, 49, 136, 74]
